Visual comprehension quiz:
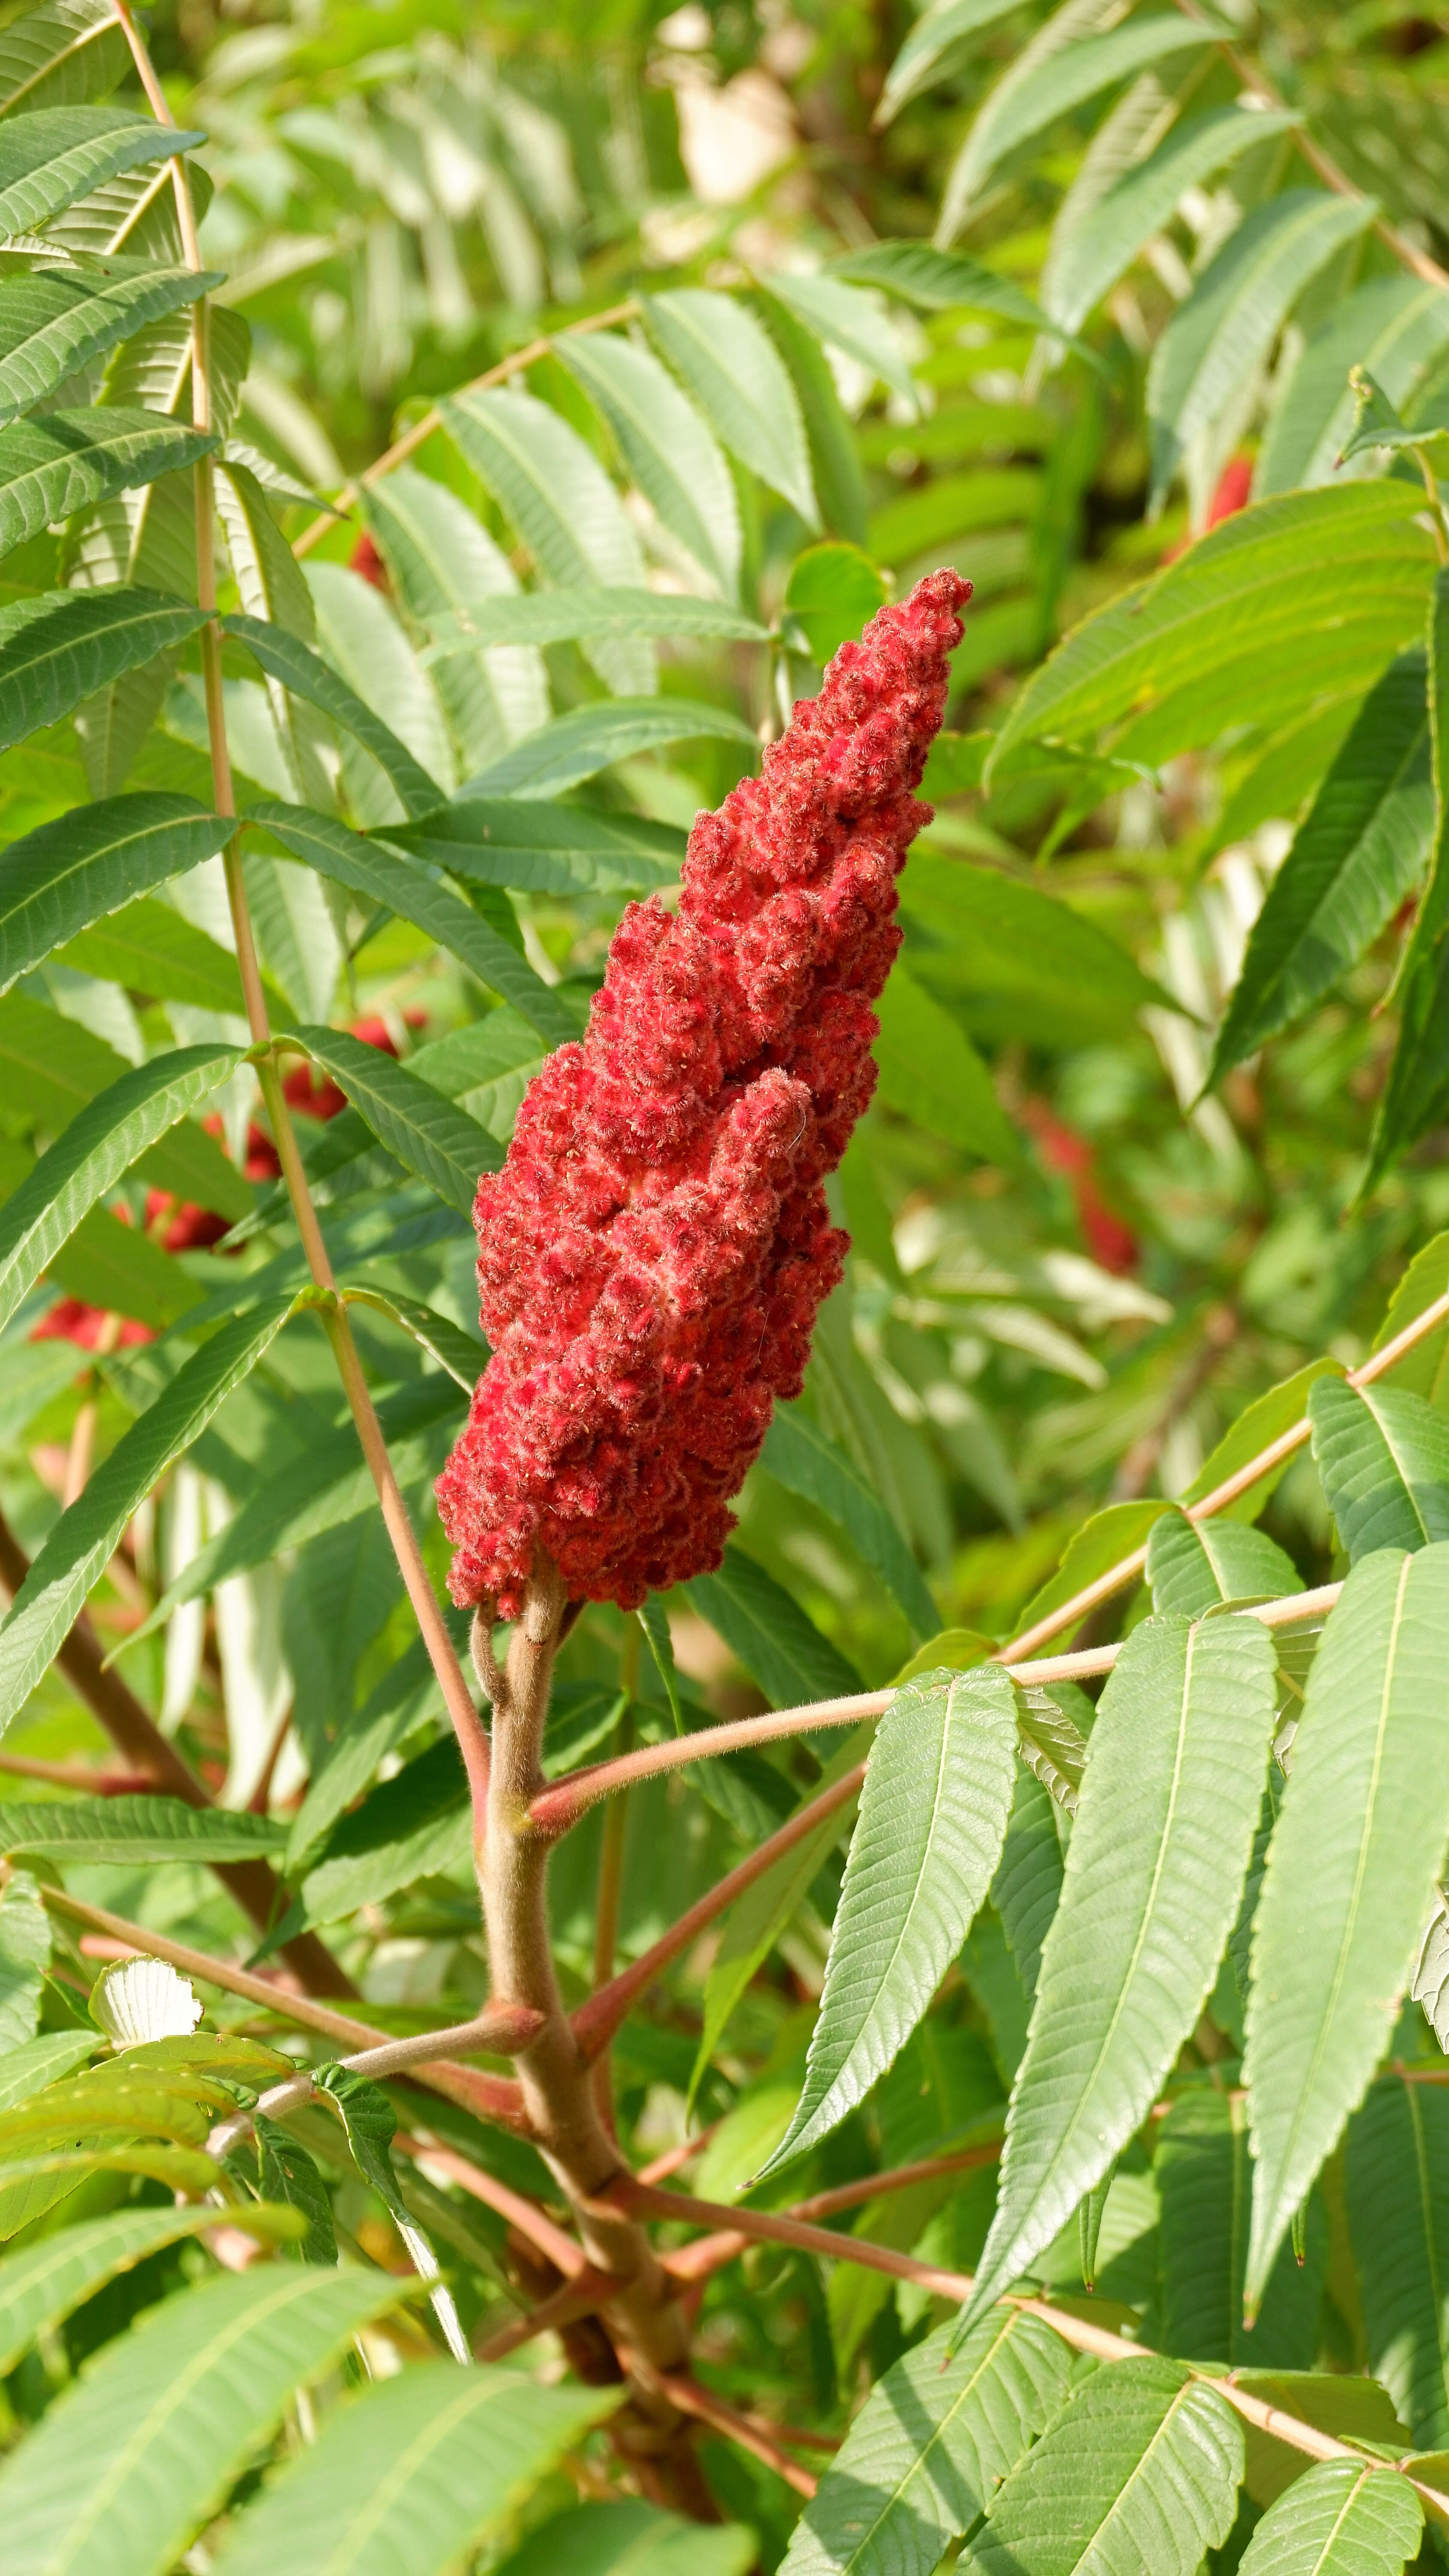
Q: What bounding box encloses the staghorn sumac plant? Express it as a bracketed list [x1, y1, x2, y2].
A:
[0, 2, 1446, 2573]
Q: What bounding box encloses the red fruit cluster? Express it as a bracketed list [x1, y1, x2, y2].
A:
[436, 569, 970, 1617]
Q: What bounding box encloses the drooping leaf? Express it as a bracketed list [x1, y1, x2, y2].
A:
[762, 1404, 938, 1637]
[251, 2121, 336, 2267]
[223, 614, 443, 821]
[458, 696, 756, 802]
[0, 1869, 47, 2049]
[759, 271, 919, 411]
[0, 407, 216, 562]
[0, 264, 217, 428]
[1156, 2091, 1325, 2368]
[0, 2202, 307, 2378]
[1012, 1682, 1092, 1816]
[969, 2357, 1245, 2575]
[1145, 1507, 1299, 1616]
[0, 1794, 286, 1863]
[1147, 192, 1376, 510]
[0, 2265, 409, 2576]
[991, 1768, 1064, 2004]
[1237, 2460, 1423, 2575]
[1042, 103, 1303, 335]
[0, 790, 230, 992]
[1244, 1545, 1449, 2311]
[0, 1040, 241, 1333]
[1346, 2074, 1449, 2449]
[0, 1294, 295, 1734]
[758, 1667, 1018, 2175]
[988, 484, 1436, 776]
[1308, 1376, 1449, 1560]
[964, 1608, 1278, 2324]
[1210, 651, 1435, 1081]
[642, 289, 818, 527]
[361, 468, 549, 775]
[684, 1543, 862, 1707]
[213, 2362, 624, 2576]
[782, 2309, 1070, 2576]
[873, 963, 1020, 1164]
[558, 331, 741, 598]
[441, 386, 655, 696]
[251, 802, 574, 1048]
[0, 104, 203, 238]
[287, 1024, 499, 1216]
[939, 9, 1218, 244]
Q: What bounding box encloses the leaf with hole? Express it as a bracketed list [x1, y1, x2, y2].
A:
[1244, 1545, 1449, 2311]
[757, 1666, 1017, 2175]
[963, 1607, 1277, 2325]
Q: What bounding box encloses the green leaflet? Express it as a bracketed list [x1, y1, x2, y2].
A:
[288, 1022, 499, 1216]
[302, 1735, 469, 1923]
[0, 1294, 295, 1733]
[0, 790, 230, 992]
[899, 853, 1169, 1035]
[1244, 1545, 1449, 2310]
[1042, 104, 1302, 336]
[0, 104, 203, 236]
[391, 800, 680, 898]
[0, 264, 218, 427]
[1347, 2075, 1449, 2449]
[315, 2066, 466, 2359]
[1258, 276, 1449, 499]
[285, 1635, 444, 1873]
[684, 1543, 862, 1707]
[0, 406, 217, 561]
[0, 2266, 408, 2576]
[0, 2203, 307, 2376]
[420, 586, 767, 652]
[558, 331, 741, 599]
[782, 2309, 1070, 2576]
[872, 963, 1020, 1165]
[223, 614, 443, 820]
[831, 240, 1061, 337]
[757, 1667, 1018, 2175]
[1156, 2091, 1325, 2367]
[1145, 1507, 1300, 1615]
[751, 286, 870, 545]
[991, 1765, 1064, 2001]
[759, 272, 919, 411]
[458, 695, 756, 801]
[55, 897, 273, 1031]
[214, 2363, 623, 2576]
[1147, 192, 1376, 508]
[0, 2034, 95, 2112]
[940, 7, 1217, 243]
[0, 1040, 242, 1332]
[1237, 2460, 1424, 2574]
[642, 289, 819, 526]
[361, 468, 549, 775]
[1183, 1360, 1345, 1524]
[0, 1793, 286, 1863]
[0, 0, 130, 114]
[876, 0, 1027, 124]
[0, 586, 208, 754]
[1210, 652, 1435, 1082]
[441, 386, 655, 698]
[987, 483, 1436, 778]
[761, 1403, 938, 1638]
[969, 2357, 1245, 2574]
[341, 1287, 485, 1391]
[253, 803, 574, 1048]
[500, 2500, 755, 2576]
[963, 1609, 1277, 2326]
[251, 2121, 336, 2266]
[0, 1868, 46, 2047]
[1369, 568, 1449, 1187]
[1307, 1376, 1449, 1559]
[1008, 1499, 1171, 1646]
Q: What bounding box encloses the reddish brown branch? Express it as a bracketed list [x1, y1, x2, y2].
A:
[474, 2266, 626, 2363]
[649, 2375, 817, 2498]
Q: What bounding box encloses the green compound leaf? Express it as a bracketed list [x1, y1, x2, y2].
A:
[0, 2265, 408, 2576]
[213, 2361, 623, 2576]
[0, 1041, 242, 1334]
[969, 2358, 1245, 2576]
[1308, 1376, 1449, 1560]
[964, 1609, 1277, 2326]
[0, 407, 218, 562]
[1245, 1545, 1449, 2312]
[288, 1024, 498, 1216]
[756, 1666, 1018, 2176]
[781, 2309, 1071, 2576]
[0, 791, 231, 993]
[1237, 2460, 1423, 2574]
[0, 1295, 295, 1735]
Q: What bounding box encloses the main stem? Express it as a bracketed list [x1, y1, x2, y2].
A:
[112, 2, 488, 1818]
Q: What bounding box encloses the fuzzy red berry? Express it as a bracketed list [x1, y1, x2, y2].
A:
[436, 570, 970, 1616]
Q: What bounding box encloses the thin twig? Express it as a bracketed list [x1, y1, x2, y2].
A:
[289, 301, 640, 559]
[474, 2266, 626, 2363]
[648, 2374, 818, 2498]
[397, 2133, 586, 2278]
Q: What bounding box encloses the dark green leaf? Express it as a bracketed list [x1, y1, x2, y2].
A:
[1308, 1376, 1449, 1559]
[1347, 2074, 1449, 2448]
[684, 1543, 862, 1707]
[302, 1735, 469, 1923]
[0, 585, 207, 754]
[288, 1023, 498, 1215]
[762, 1404, 937, 1637]
[0, 1795, 286, 1863]
[222, 614, 443, 820]
[0, 407, 217, 561]
[1157, 2090, 1325, 2367]
[0, 264, 217, 427]
[873, 962, 1021, 1163]
[0, 105, 203, 239]
[991, 1768, 1063, 2003]
[0, 789, 230, 993]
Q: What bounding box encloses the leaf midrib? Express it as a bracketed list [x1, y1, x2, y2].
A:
[837, 2312, 1026, 2574]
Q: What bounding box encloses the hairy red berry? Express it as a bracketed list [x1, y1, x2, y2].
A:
[436, 569, 970, 1616]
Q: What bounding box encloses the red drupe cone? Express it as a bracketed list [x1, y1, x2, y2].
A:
[436, 568, 970, 1616]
